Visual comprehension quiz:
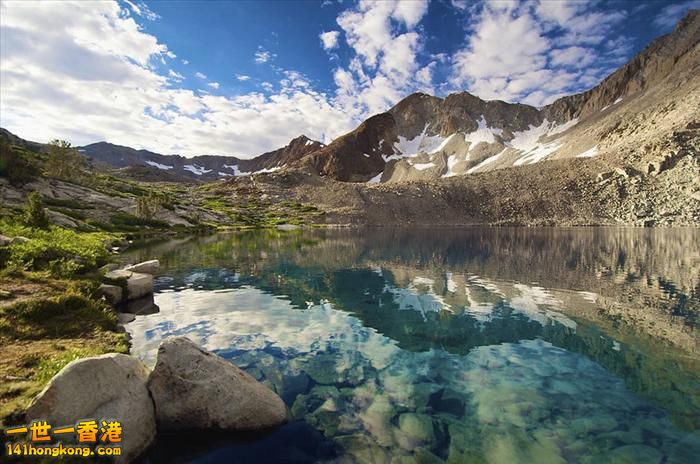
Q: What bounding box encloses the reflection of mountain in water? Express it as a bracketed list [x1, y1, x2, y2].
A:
[123, 227, 700, 432]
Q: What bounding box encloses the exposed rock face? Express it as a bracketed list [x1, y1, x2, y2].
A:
[147, 337, 288, 432]
[304, 113, 397, 182]
[26, 354, 155, 464]
[123, 259, 160, 275]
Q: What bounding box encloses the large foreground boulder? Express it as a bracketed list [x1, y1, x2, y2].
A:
[26, 354, 156, 463]
[148, 337, 289, 432]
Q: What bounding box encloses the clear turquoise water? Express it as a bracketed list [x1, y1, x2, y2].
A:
[125, 228, 700, 463]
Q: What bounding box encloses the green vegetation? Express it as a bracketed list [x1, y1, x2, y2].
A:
[0, 219, 114, 277]
[0, 216, 128, 424]
[45, 140, 87, 182]
[23, 192, 49, 230]
[0, 139, 39, 186]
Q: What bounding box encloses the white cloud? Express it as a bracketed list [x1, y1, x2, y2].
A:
[168, 69, 184, 82]
[319, 30, 340, 50]
[236, 74, 251, 81]
[332, 0, 430, 116]
[207, 82, 220, 89]
[254, 47, 275, 64]
[0, 0, 356, 158]
[123, 0, 160, 21]
[450, 1, 629, 106]
[550, 47, 596, 68]
[181, 59, 189, 65]
[195, 71, 207, 79]
[653, 1, 700, 29]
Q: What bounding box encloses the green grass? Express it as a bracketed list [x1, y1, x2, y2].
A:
[0, 220, 116, 276]
[0, 291, 118, 340]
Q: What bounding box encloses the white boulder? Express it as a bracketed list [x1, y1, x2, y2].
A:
[26, 354, 156, 464]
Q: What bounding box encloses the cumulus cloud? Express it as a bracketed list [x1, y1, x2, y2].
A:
[450, 1, 630, 106]
[331, 0, 429, 117]
[194, 71, 207, 79]
[207, 82, 220, 89]
[0, 0, 355, 158]
[319, 30, 341, 50]
[236, 74, 251, 81]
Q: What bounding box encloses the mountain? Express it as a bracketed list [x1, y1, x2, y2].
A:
[78, 134, 324, 181]
[11, 11, 698, 185]
[300, 9, 699, 183]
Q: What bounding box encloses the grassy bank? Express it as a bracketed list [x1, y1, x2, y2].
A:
[0, 220, 129, 425]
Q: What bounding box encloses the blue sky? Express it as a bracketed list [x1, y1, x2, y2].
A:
[1, 0, 698, 158]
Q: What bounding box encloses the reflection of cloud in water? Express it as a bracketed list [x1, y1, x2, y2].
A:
[126, 287, 700, 462]
[383, 275, 454, 320]
[128, 287, 401, 368]
[510, 283, 577, 330]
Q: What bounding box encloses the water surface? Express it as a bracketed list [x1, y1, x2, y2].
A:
[124, 227, 700, 463]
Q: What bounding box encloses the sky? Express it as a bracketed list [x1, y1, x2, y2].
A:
[1, 0, 698, 158]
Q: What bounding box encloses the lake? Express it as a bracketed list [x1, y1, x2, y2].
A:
[123, 227, 700, 464]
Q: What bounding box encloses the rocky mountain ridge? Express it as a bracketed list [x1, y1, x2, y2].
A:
[77, 134, 324, 181]
[302, 9, 699, 182]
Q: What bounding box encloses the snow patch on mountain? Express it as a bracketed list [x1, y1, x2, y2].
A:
[467, 148, 507, 174]
[387, 124, 446, 162]
[183, 164, 212, 175]
[145, 160, 174, 170]
[464, 116, 503, 149]
[368, 172, 383, 183]
[576, 146, 599, 158]
[413, 162, 436, 171]
[509, 118, 578, 166]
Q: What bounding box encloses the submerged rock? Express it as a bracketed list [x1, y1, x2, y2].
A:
[398, 413, 435, 444]
[26, 354, 155, 464]
[147, 337, 288, 432]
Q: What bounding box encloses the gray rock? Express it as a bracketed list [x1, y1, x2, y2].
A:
[11, 236, 30, 244]
[26, 354, 155, 464]
[123, 259, 160, 275]
[118, 312, 136, 324]
[147, 337, 288, 432]
[0, 234, 11, 246]
[105, 270, 153, 300]
[100, 263, 120, 273]
[99, 284, 124, 305]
